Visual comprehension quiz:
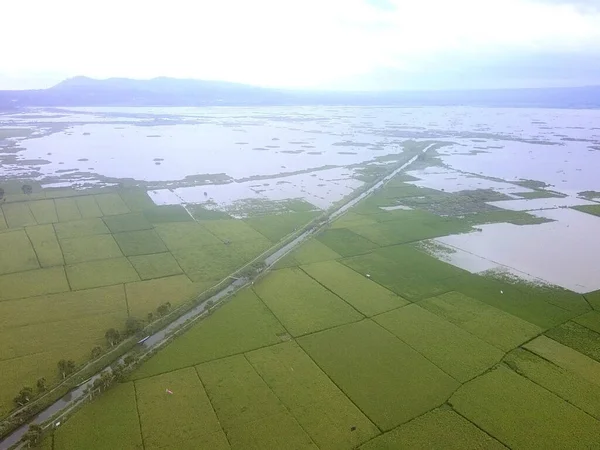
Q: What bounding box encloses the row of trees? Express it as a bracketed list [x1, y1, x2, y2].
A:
[104, 302, 172, 348]
[12, 304, 174, 410]
[13, 358, 76, 407]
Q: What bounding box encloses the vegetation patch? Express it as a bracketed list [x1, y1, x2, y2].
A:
[25, 224, 64, 267]
[60, 234, 123, 264]
[0, 310, 127, 416]
[572, 204, 600, 217]
[587, 289, 600, 310]
[330, 212, 378, 230]
[119, 188, 157, 212]
[505, 348, 600, 420]
[55, 198, 82, 222]
[53, 382, 143, 450]
[201, 219, 268, 243]
[196, 354, 315, 449]
[350, 213, 471, 247]
[341, 248, 460, 301]
[573, 310, 600, 334]
[125, 275, 197, 319]
[130, 288, 285, 380]
[543, 322, 600, 362]
[246, 341, 379, 449]
[298, 320, 459, 430]
[0, 209, 6, 230]
[224, 413, 317, 450]
[1, 202, 37, 228]
[196, 354, 288, 428]
[128, 252, 183, 280]
[135, 367, 226, 450]
[360, 407, 507, 450]
[524, 335, 600, 381]
[172, 238, 270, 283]
[514, 190, 566, 199]
[94, 193, 131, 216]
[446, 272, 583, 329]
[113, 230, 167, 256]
[0, 284, 126, 330]
[75, 195, 103, 218]
[418, 291, 542, 351]
[0, 229, 39, 274]
[316, 228, 379, 257]
[463, 209, 550, 226]
[28, 199, 58, 224]
[154, 222, 221, 250]
[245, 211, 319, 242]
[291, 239, 341, 265]
[103, 212, 153, 233]
[187, 204, 232, 221]
[222, 198, 315, 218]
[0, 267, 69, 301]
[450, 366, 600, 449]
[143, 205, 193, 223]
[54, 218, 110, 240]
[374, 304, 504, 382]
[66, 257, 139, 290]
[254, 267, 363, 336]
[302, 260, 408, 316]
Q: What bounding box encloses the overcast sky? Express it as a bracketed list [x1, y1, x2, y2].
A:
[1, 0, 599, 90]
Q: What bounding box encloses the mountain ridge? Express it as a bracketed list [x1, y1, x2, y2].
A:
[1, 77, 599, 109]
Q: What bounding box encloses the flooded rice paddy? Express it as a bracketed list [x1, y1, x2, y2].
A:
[2, 105, 600, 292]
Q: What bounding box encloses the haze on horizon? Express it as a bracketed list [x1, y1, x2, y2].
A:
[1, 0, 600, 91]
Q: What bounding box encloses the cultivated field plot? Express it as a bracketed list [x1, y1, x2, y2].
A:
[53, 383, 143, 450]
[134, 368, 228, 450]
[253, 267, 364, 336]
[130, 288, 286, 380]
[450, 366, 600, 449]
[0, 185, 316, 418]
[298, 320, 459, 430]
[244, 211, 319, 242]
[505, 347, 600, 420]
[374, 304, 504, 382]
[301, 260, 408, 316]
[196, 355, 317, 450]
[417, 291, 543, 352]
[341, 248, 456, 301]
[246, 341, 380, 449]
[360, 407, 507, 450]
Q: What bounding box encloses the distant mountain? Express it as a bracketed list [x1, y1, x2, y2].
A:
[0, 76, 599, 109]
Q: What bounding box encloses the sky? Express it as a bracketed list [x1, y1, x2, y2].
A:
[1, 0, 600, 90]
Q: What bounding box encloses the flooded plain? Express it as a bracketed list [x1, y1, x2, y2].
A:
[2, 105, 600, 292]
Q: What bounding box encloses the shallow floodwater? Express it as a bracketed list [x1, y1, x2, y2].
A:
[2, 105, 600, 291]
[3, 106, 600, 192]
[150, 167, 363, 212]
[428, 208, 600, 293]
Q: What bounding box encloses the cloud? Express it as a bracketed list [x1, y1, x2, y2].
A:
[1, 0, 599, 90]
[530, 0, 600, 12]
[330, 50, 600, 90]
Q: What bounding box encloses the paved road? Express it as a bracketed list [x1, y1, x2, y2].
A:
[0, 143, 435, 449]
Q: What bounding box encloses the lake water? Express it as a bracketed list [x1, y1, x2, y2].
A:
[2, 105, 600, 292]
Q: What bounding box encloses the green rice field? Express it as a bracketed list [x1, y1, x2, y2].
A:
[6, 169, 600, 449]
[0, 185, 315, 419]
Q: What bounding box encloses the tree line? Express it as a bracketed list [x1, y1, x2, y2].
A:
[12, 301, 173, 410]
